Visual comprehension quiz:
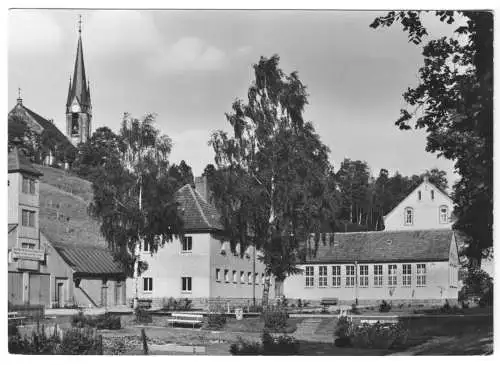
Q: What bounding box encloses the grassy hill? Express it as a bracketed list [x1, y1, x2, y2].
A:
[36, 165, 107, 247]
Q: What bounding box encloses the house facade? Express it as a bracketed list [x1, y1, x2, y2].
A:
[284, 230, 460, 305]
[384, 177, 454, 231]
[8, 148, 126, 308]
[126, 178, 273, 309]
[8, 148, 50, 306]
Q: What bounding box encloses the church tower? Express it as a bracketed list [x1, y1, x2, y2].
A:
[66, 16, 92, 146]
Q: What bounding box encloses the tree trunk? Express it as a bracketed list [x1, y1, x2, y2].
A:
[262, 275, 271, 308]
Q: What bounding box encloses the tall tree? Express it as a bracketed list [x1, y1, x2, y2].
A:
[72, 127, 123, 183]
[209, 55, 337, 304]
[335, 158, 371, 225]
[8, 115, 40, 161]
[88, 114, 184, 306]
[168, 160, 195, 190]
[371, 11, 493, 264]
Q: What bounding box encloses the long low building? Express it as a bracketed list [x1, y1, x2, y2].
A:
[284, 229, 459, 305]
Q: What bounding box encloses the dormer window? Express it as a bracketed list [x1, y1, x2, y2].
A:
[404, 207, 414, 225]
[439, 206, 449, 224]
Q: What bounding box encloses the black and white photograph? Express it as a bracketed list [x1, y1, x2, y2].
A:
[5, 3, 494, 356]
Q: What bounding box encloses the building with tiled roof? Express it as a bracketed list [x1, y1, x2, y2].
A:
[126, 176, 273, 309]
[8, 148, 126, 309]
[284, 229, 459, 305]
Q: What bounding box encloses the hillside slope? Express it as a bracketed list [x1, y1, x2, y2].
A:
[36, 165, 107, 247]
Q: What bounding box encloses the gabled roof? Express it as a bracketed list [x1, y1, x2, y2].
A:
[384, 178, 454, 221]
[51, 243, 124, 277]
[175, 184, 224, 232]
[301, 229, 454, 264]
[9, 103, 76, 152]
[8, 147, 43, 176]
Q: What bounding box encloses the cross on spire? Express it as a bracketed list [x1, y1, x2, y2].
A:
[78, 14, 82, 34]
[17, 87, 23, 105]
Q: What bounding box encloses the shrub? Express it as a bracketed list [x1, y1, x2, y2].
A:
[178, 298, 193, 311]
[351, 303, 360, 314]
[72, 311, 121, 330]
[261, 330, 300, 355]
[229, 337, 262, 355]
[9, 327, 103, 355]
[263, 308, 288, 332]
[106, 338, 127, 355]
[59, 328, 103, 355]
[205, 312, 227, 330]
[334, 316, 353, 340]
[135, 308, 152, 323]
[248, 304, 263, 313]
[379, 300, 392, 313]
[347, 321, 409, 349]
[8, 322, 19, 337]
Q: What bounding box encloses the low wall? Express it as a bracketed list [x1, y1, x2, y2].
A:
[127, 297, 263, 311]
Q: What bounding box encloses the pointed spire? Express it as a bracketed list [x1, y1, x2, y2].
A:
[67, 15, 91, 110]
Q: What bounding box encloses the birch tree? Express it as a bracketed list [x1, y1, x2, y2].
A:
[89, 113, 184, 307]
[209, 55, 337, 304]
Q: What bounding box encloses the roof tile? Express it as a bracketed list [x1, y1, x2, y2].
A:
[302, 229, 454, 263]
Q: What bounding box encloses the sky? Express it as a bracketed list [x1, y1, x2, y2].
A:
[8, 9, 461, 188]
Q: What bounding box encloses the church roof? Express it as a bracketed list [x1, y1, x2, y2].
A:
[301, 229, 454, 264]
[67, 33, 91, 109]
[175, 184, 224, 232]
[9, 103, 76, 153]
[8, 147, 43, 176]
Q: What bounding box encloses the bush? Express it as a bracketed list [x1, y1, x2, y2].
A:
[230, 332, 300, 355]
[263, 308, 288, 332]
[162, 297, 194, 311]
[9, 327, 103, 355]
[261, 330, 300, 355]
[8, 322, 19, 337]
[135, 308, 152, 323]
[72, 311, 121, 330]
[351, 303, 360, 314]
[205, 312, 227, 330]
[379, 300, 392, 313]
[347, 321, 409, 349]
[334, 316, 353, 340]
[58, 328, 103, 355]
[229, 337, 262, 355]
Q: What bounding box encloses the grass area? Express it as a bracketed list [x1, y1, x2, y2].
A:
[36, 164, 94, 202]
[39, 182, 107, 247]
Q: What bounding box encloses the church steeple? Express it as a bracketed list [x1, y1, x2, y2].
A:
[66, 15, 92, 146]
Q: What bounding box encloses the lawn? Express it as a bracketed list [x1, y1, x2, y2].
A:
[11, 308, 493, 355]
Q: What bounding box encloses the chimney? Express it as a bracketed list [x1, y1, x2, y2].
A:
[423, 175, 429, 183]
[195, 175, 209, 202]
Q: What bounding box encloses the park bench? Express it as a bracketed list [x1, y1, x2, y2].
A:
[320, 297, 338, 311]
[8, 311, 27, 325]
[167, 313, 203, 329]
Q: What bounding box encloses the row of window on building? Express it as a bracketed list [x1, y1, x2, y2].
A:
[404, 205, 450, 225]
[143, 236, 193, 253]
[142, 276, 193, 293]
[304, 263, 427, 288]
[216, 268, 264, 286]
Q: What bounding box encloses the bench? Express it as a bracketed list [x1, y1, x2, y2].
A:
[320, 298, 338, 311]
[167, 313, 204, 329]
[8, 312, 27, 325]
